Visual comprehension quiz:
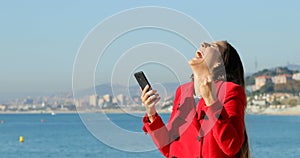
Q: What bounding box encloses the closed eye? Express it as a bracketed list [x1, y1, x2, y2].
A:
[210, 43, 218, 47]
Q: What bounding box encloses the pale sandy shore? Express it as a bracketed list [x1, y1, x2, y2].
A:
[247, 105, 300, 116]
[0, 109, 168, 114]
[2, 105, 300, 115]
[1, 108, 300, 115]
[261, 107, 300, 115]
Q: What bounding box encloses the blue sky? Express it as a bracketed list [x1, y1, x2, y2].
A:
[0, 0, 299, 97]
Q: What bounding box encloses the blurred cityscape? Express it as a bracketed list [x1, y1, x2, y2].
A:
[0, 90, 175, 114]
[1, 66, 300, 115]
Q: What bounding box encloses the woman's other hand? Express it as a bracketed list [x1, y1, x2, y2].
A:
[197, 75, 217, 106]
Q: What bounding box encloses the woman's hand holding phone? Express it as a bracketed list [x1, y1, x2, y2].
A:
[134, 71, 160, 122]
[141, 85, 160, 122]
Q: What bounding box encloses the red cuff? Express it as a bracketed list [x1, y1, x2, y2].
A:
[142, 113, 164, 133]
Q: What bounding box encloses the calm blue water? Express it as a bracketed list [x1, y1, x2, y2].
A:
[0, 114, 299, 158]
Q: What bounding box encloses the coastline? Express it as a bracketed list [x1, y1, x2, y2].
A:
[1, 108, 300, 116]
[247, 105, 300, 116]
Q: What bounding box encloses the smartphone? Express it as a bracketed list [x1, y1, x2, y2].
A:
[134, 71, 152, 91]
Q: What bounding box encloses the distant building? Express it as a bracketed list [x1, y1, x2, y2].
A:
[0, 104, 6, 111]
[112, 98, 118, 104]
[97, 98, 105, 106]
[75, 99, 82, 107]
[252, 76, 272, 91]
[272, 74, 292, 84]
[116, 94, 126, 105]
[103, 94, 112, 103]
[252, 99, 267, 106]
[89, 94, 99, 106]
[292, 73, 300, 81]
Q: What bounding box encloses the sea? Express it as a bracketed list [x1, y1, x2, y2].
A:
[0, 113, 299, 158]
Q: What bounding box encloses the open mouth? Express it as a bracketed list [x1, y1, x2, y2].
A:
[189, 49, 206, 65]
[196, 50, 204, 59]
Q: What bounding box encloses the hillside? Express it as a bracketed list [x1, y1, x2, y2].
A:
[246, 67, 297, 85]
[246, 66, 300, 94]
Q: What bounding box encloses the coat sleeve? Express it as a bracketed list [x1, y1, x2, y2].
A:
[142, 86, 182, 157]
[202, 83, 246, 156]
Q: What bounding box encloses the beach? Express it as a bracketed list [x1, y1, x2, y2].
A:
[1, 105, 300, 116]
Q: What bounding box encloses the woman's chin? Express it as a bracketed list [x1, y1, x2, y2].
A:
[188, 58, 204, 65]
[189, 58, 211, 76]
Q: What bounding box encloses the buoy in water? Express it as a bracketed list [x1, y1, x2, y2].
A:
[19, 136, 24, 143]
[1, 120, 4, 124]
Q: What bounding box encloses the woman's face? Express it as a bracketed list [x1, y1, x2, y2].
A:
[190, 41, 226, 70]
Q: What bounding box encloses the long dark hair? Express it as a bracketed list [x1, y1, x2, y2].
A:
[213, 41, 250, 158]
[213, 41, 245, 88]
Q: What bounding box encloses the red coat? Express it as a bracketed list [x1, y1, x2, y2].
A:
[142, 81, 246, 158]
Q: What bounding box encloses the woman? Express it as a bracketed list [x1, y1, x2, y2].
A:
[141, 41, 250, 158]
